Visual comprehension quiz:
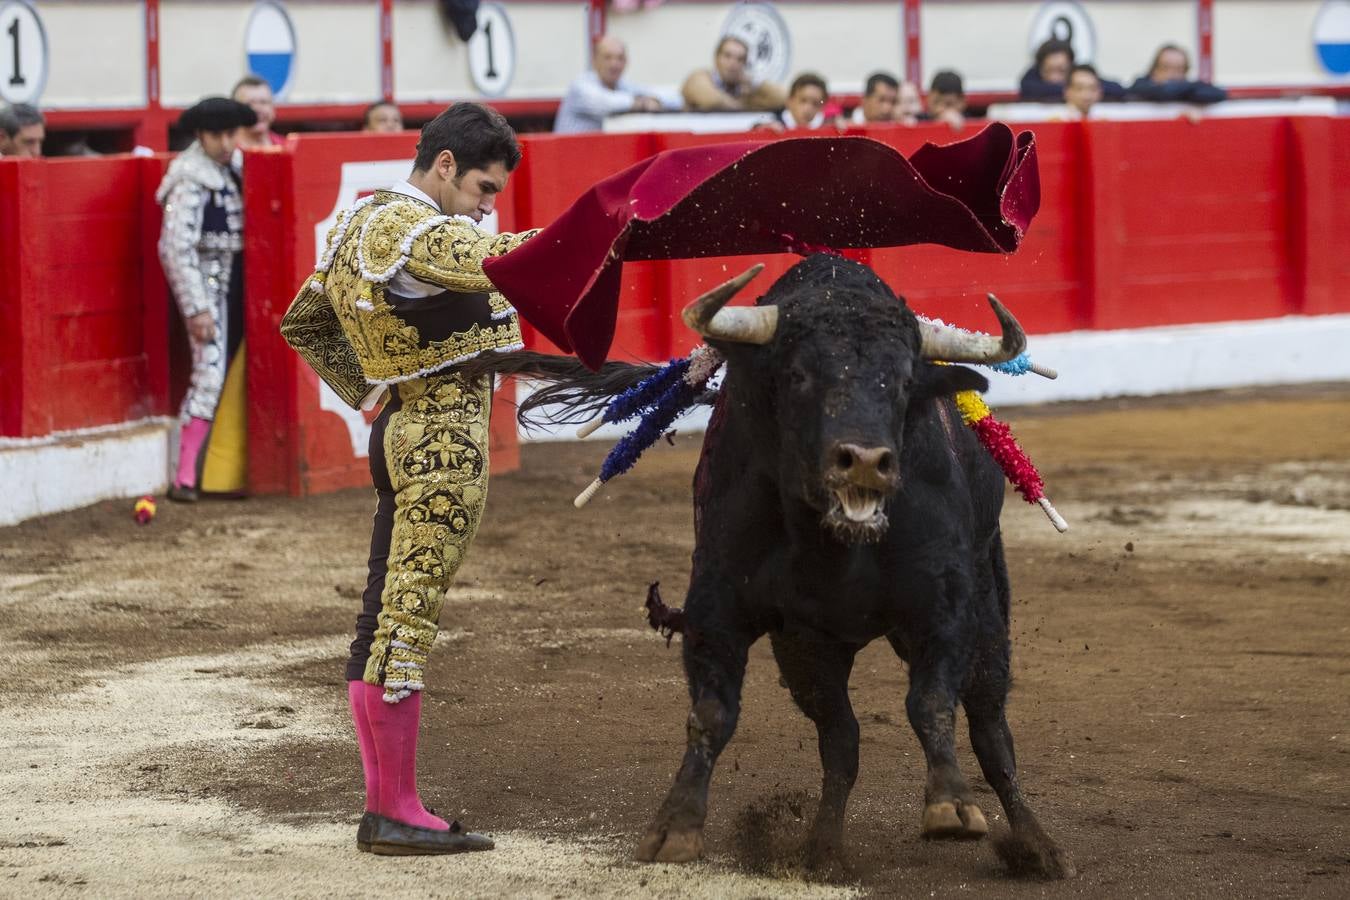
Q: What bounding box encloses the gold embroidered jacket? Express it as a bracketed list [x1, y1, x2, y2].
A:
[281, 190, 538, 409]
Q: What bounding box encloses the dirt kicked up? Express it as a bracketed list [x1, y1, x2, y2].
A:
[1, 386, 1347, 898]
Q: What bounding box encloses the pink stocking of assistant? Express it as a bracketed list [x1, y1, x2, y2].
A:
[347, 680, 380, 813]
[175, 417, 210, 488]
[358, 681, 448, 830]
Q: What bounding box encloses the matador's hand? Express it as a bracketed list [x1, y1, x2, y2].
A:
[188, 312, 217, 344]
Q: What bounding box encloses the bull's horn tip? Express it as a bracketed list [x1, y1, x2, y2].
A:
[573, 477, 604, 508]
[1030, 363, 1058, 380]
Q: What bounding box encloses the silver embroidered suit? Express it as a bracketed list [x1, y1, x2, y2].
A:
[156, 142, 245, 421]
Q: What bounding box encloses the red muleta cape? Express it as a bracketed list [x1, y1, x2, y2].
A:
[483, 123, 1039, 370]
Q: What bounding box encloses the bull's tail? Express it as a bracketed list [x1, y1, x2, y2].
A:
[453, 350, 661, 431]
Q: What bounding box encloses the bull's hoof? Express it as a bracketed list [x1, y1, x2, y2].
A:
[804, 837, 850, 880]
[959, 803, 989, 837]
[634, 825, 705, 863]
[995, 827, 1076, 880]
[922, 801, 989, 840]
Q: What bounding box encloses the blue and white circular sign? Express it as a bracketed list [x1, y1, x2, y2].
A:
[1314, 1, 1350, 76]
[1028, 1, 1096, 65]
[245, 1, 297, 98]
[0, 0, 48, 105]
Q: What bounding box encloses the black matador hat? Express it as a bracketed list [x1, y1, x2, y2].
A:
[178, 97, 258, 133]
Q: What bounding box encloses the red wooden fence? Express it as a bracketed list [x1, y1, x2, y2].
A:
[2, 116, 1347, 497]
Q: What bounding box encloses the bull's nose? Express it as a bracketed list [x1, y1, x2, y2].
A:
[829, 442, 897, 491]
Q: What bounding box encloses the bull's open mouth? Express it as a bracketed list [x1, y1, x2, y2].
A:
[836, 485, 882, 522]
[824, 485, 889, 543]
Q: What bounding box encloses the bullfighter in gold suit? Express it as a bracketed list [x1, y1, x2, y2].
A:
[282, 103, 538, 856]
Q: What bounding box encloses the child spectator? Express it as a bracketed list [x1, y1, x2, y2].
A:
[781, 72, 831, 129]
[922, 70, 967, 129]
[1065, 64, 1103, 118]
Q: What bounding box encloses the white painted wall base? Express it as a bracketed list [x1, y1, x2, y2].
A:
[2, 315, 1346, 527]
[0, 419, 173, 527]
[520, 314, 1350, 442]
[983, 314, 1350, 408]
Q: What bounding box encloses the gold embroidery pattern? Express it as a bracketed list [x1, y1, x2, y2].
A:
[355, 194, 536, 294]
[364, 372, 492, 701]
[280, 192, 536, 402]
[279, 281, 369, 408]
[401, 227, 537, 295]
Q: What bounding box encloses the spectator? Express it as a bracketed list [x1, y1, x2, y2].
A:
[1, 103, 45, 158]
[156, 97, 257, 502]
[363, 101, 404, 133]
[681, 34, 786, 112]
[0, 104, 15, 155]
[1020, 38, 1127, 103]
[1129, 44, 1227, 104]
[852, 71, 899, 124]
[1019, 39, 1074, 101]
[231, 75, 286, 147]
[778, 72, 832, 130]
[896, 79, 923, 125]
[1065, 64, 1103, 118]
[922, 70, 967, 129]
[554, 35, 677, 134]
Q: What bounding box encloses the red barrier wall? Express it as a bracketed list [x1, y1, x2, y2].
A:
[3, 117, 1347, 497]
[498, 116, 1349, 366]
[0, 156, 171, 438]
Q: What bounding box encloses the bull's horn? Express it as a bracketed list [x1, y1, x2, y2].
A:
[918, 293, 1027, 364]
[681, 264, 777, 345]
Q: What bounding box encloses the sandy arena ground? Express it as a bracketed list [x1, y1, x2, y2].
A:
[1, 386, 1347, 898]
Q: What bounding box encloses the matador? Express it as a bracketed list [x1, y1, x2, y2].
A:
[282, 103, 538, 856]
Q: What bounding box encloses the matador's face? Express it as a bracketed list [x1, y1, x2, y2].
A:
[439, 160, 509, 224]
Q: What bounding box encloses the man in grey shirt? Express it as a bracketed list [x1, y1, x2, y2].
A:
[554, 36, 678, 134]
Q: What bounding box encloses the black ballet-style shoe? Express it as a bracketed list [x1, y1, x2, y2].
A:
[166, 484, 199, 503]
[357, 812, 376, 852]
[364, 814, 495, 856]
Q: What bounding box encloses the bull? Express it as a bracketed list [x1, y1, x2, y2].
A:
[625, 253, 1074, 879]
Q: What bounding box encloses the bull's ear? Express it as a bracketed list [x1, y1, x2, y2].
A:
[911, 364, 988, 401]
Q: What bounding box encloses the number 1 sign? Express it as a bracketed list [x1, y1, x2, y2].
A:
[468, 3, 515, 97]
[0, 0, 47, 105]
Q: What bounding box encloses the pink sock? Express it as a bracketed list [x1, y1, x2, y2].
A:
[175, 417, 210, 488]
[358, 681, 448, 830]
[347, 681, 380, 813]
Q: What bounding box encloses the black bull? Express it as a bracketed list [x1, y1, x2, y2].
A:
[486, 253, 1074, 878]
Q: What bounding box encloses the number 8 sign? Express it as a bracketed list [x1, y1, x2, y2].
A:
[1, 0, 47, 105]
